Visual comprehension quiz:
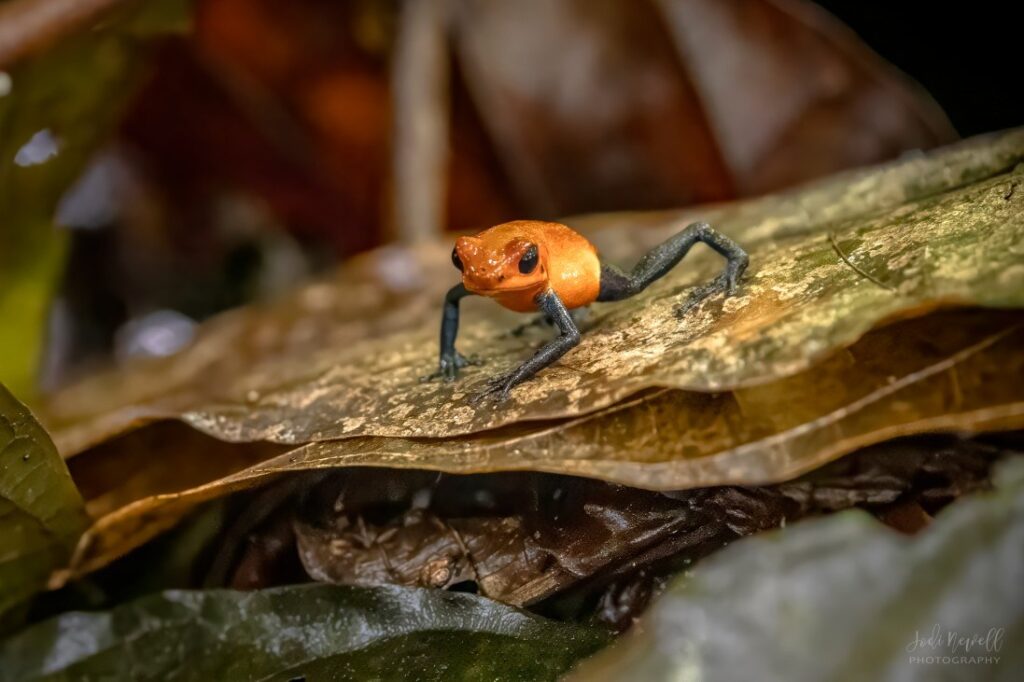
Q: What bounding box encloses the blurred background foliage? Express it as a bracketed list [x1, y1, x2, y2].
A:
[0, 0, 188, 399]
[0, 0, 1018, 404]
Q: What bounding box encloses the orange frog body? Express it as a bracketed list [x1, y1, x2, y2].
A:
[428, 219, 749, 403]
[454, 221, 601, 313]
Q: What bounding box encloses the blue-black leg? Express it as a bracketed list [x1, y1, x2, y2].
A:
[504, 306, 590, 338]
[471, 289, 580, 404]
[596, 222, 748, 315]
[422, 283, 483, 382]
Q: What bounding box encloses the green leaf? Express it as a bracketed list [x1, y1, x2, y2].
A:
[568, 459, 1024, 682]
[0, 0, 190, 400]
[0, 384, 87, 621]
[0, 584, 610, 681]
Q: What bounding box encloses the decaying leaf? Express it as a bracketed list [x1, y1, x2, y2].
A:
[450, 0, 733, 214]
[652, 0, 954, 194]
[0, 583, 610, 681]
[566, 458, 1024, 682]
[0, 384, 87, 620]
[39, 129, 1024, 455]
[293, 470, 789, 609]
[166, 164, 1022, 442]
[290, 433, 1009, 610]
[68, 422, 287, 522]
[449, 0, 953, 214]
[63, 308, 1024, 579]
[29, 131, 1024, 583]
[158, 0, 951, 255]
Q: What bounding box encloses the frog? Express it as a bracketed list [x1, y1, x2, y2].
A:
[423, 219, 748, 403]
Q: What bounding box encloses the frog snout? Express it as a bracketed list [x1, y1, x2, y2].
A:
[456, 238, 505, 290]
[462, 267, 505, 291]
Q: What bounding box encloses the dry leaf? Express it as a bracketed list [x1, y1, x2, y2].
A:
[62, 309, 1024, 578]
[40, 129, 1024, 455]
[653, 0, 954, 194]
[291, 436, 1002, 609]
[60, 161, 1024, 446]
[450, 0, 954, 214]
[32, 131, 1024, 580]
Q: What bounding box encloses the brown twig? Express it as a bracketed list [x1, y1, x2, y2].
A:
[0, 0, 135, 69]
[389, 0, 450, 244]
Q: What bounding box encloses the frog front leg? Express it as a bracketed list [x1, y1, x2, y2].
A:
[421, 283, 483, 382]
[596, 222, 748, 315]
[504, 306, 591, 338]
[471, 289, 580, 404]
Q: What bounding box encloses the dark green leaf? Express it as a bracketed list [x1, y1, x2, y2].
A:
[568, 459, 1024, 682]
[0, 584, 610, 681]
[0, 384, 87, 620]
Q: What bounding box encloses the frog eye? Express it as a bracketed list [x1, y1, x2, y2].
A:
[452, 247, 464, 271]
[519, 244, 539, 274]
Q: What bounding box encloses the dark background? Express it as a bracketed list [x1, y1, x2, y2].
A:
[818, 1, 1021, 136]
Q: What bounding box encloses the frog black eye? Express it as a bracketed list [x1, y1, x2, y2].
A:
[452, 247, 464, 271]
[519, 244, 539, 274]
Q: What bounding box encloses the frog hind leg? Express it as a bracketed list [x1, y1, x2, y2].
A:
[597, 222, 748, 314]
